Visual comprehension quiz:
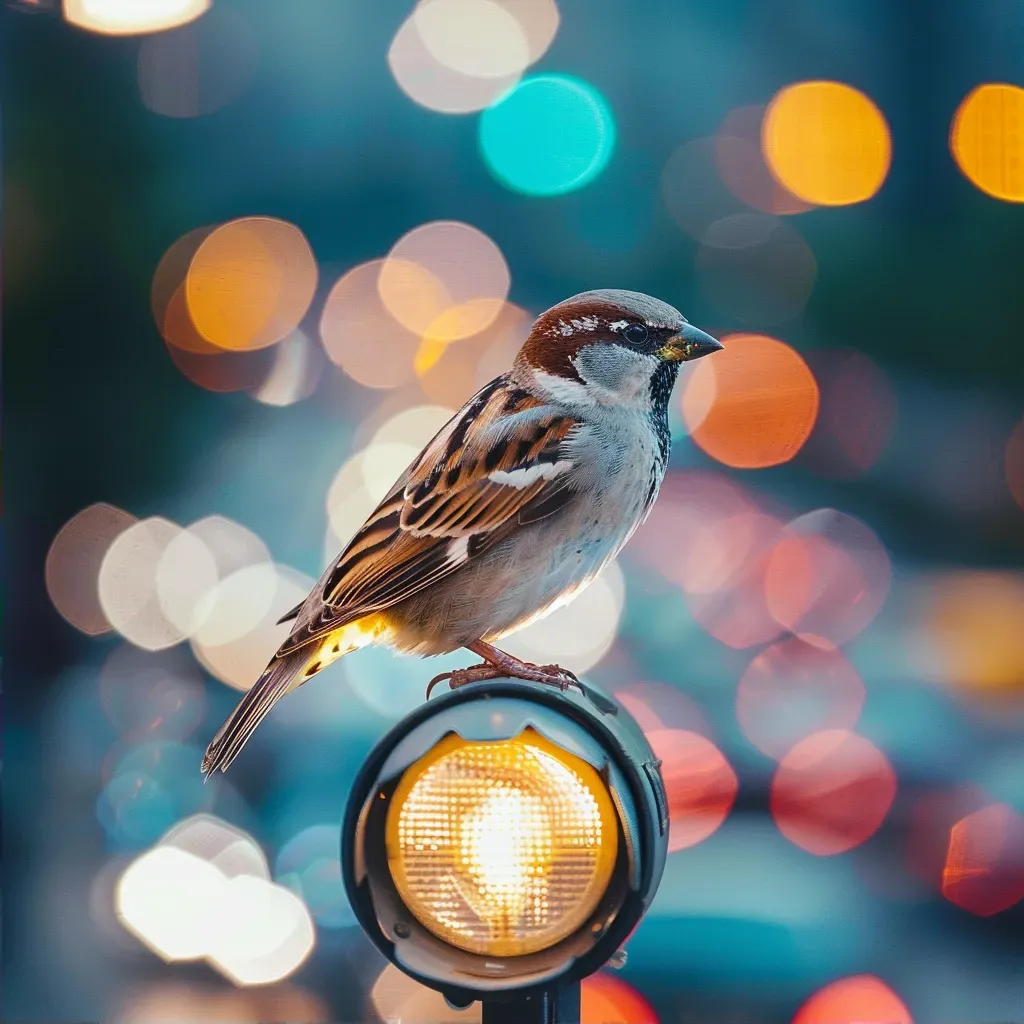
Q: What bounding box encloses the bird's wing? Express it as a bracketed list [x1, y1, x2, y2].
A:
[278, 375, 580, 654]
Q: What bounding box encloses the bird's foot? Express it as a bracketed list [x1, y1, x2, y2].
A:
[426, 641, 583, 699]
[426, 662, 505, 698]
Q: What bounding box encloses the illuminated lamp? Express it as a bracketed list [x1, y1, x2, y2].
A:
[342, 678, 669, 1023]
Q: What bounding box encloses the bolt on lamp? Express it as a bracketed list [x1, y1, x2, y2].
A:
[342, 677, 669, 1024]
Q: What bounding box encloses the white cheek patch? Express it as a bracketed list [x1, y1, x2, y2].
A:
[489, 460, 573, 488]
[529, 368, 597, 407]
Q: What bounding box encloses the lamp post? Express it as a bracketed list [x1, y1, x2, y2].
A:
[342, 677, 669, 1024]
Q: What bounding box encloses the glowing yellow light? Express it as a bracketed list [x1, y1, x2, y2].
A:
[951, 83, 1024, 202]
[386, 730, 618, 957]
[762, 81, 891, 206]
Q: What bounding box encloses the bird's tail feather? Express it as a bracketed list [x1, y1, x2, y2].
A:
[201, 648, 309, 779]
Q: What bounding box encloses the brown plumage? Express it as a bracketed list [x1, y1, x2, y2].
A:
[201, 288, 722, 778]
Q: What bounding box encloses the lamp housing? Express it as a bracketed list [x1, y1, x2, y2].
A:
[341, 678, 668, 1003]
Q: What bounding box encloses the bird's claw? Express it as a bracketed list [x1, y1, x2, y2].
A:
[425, 660, 581, 699]
[537, 664, 580, 690]
[425, 662, 500, 699]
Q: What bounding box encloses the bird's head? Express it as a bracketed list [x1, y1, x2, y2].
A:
[514, 289, 722, 411]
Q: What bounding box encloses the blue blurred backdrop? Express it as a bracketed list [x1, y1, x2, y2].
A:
[5, 1, 1024, 1022]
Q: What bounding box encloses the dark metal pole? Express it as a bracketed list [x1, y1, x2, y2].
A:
[480, 982, 581, 1024]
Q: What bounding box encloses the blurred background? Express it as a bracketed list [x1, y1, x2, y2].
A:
[5, 0, 1024, 1021]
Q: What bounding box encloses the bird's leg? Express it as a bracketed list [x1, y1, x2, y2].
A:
[468, 640, 582, 692]
[425, 641, 583, 699]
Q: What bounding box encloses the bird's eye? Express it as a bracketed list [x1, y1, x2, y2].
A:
[622, 323, 649, 346]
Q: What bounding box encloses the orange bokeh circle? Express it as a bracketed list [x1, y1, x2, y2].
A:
[582, 973, 660, 1024]
[950, 83, 1024, 202]
[682, 333, 819, 469]
[186, 216, 317, 352]
[793, 974, 912, 1024]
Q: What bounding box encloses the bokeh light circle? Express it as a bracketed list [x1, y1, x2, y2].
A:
[479, 74, 616, 196]
[64, 0, 209, 36]
[737, 638, 866, 760]
[682, 333, 819, 469]
[771, 729, 896, 855]
[46, 503, 139, 636]
[683, 512, 789, 650]
[762, 81, 891, 205]
[582, 973, 661, 1024]
[320, 260, 421, 389]
[116, 846, 225, 960]
[161, 814, 270, 880]
[186, 217, 317, 351]
[191, 564, 314, 692]
[950, 84, 1024, 202]
[764, 508, 892, 648]
[715, 105, 813, 215]
[116, 823, 316, 987]
[923, 571, 1024, 694]
[417, 300, 530, 407]
[379, 220, 510, 338]
[388, 12, 519, 115]
[413, 0, 529, 79]
[793, 974, 912, 1024]
[206, 875, 316, 986]
[941, 802, 1024, 916]
[646, 729, 738, 851]
[495, 0, 560, 65]
[98, 517, 191, 651]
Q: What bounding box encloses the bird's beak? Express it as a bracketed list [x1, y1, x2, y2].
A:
[660, 323, 724, 363]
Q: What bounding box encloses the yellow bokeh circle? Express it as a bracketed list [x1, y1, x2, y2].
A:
[950, 83, 1024, 202]
[762, 81, 891, 206]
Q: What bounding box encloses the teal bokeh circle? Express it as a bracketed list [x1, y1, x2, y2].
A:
[479, 74, 616, 196]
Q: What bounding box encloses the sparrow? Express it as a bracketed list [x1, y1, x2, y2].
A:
[201, 289, 721, 776]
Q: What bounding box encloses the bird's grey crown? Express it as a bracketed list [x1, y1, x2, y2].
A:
[560, 289, 685, 330]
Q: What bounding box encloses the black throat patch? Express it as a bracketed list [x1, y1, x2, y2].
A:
[648, 360, 678, 467]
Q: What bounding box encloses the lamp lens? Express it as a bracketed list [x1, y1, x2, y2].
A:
[385, 729, 618, 957]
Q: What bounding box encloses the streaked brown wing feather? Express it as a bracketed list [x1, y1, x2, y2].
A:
[277, 376, 579, 655]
